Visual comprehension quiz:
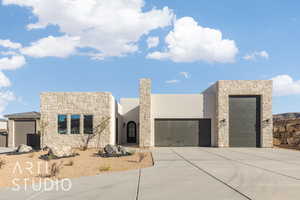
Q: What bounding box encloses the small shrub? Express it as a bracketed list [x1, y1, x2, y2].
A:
[48, 162, 63, 178]
[64, 160, 74, 166]
[98, 165, 111, 172]
[0, 158, 6, 169]
[138, 153, 146, 163]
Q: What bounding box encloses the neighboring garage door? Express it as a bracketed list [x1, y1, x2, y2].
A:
[14, 120, 36, 147]
[0, 133, 7, 147]
[155, 119, 211, 147]
[229, 96, 261, 147]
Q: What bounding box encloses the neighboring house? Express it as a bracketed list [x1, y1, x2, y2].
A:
[0, 119, 8, 147]
[5, 78, 273, 149]
[5, 112, 40, 148]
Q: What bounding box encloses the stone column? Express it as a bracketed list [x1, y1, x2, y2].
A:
[67, 114, 71, 134]
[80, 114, 84, 135]
[139, 78, 152, 147]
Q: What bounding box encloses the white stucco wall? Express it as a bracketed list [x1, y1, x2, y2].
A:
[119, 98, 139, 144]
[151, 94, 204, 119]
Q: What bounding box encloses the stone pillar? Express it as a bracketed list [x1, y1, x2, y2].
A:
[7, 120, 14, 147]
[80, 114, 84, 135]
[139, 78, 152, 147]
[67, 114, 71, 134]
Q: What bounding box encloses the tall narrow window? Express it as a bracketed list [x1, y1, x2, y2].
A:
[71, 115, 80, 134]
[84, 115, 93, 134]
[58, 115, 67, 134]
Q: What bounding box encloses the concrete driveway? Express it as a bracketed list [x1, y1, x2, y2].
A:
[1, 147, 300, 200]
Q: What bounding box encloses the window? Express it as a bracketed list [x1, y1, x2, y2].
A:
[71, 115, 80, 134]
[84, 115, 93, 134]
[58, 115, 67, 134]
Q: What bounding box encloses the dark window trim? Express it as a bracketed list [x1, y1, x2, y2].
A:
[83, 115, 93, 134]
[70, 114, 80, 134]
[58, 114, 67, 134]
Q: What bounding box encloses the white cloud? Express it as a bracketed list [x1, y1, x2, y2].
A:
[0, 55, 26, 70]
[3, 0, 174, 59]
[0, 39, 22, 49]
[272, 74, 300, 96]
[180, 71, 191, 79]
[243, 50, 269, 61]
[0, 90, 15, 114]
[21, 35, 79, 58]
[147, 37, 159, 48]
[0, 71, 11, 88]
[147, 17, 238, 63]
[165, 79, 180, 84]
[0, 51, 18, 56]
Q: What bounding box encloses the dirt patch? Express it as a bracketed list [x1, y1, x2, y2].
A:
[0, 149, 153, 187]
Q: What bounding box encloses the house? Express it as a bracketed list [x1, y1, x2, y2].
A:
[0, 118, 8, 147]
[39, 78, 273, 149]
[5, 112, 40, 148]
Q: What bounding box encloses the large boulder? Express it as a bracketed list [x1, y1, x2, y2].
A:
[102, 145, 130, 157]
[17, 144, 32, 153]
[48, 146, 74, 158]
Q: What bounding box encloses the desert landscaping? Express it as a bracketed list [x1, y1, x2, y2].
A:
[273, 112, 300, 150]
[0, 147, 153, 188]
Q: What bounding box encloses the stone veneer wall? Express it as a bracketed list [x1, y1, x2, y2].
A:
[216, 80, 273, 147]
[139, 79, 153, 147]
[40, 92, 115, 148]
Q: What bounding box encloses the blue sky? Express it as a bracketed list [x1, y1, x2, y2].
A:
[0, 0, 300, 115]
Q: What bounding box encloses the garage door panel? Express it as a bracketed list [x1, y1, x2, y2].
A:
[229, 96, 260, 147]
[155, 119, 211, 147]
[15, 120, 36, 147]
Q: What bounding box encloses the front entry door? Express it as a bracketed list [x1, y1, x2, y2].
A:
[127, 121, 137, 143]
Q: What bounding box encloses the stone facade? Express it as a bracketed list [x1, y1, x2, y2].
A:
[40, 92, 115, 148]
[216, 80, 273, 147]
[139, 79, 152, 147]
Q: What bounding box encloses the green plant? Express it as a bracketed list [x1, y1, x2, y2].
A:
[0, 158, 6, 169]
[98, 165, 111, 172]
[64, 160, 74, 166]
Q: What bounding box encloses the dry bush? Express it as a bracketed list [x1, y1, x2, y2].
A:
[48, 162, 63, 178]
[64, 160, 74, 166]
[138, 153, 146, 163]
[0, 158, 6, 169]
[98, 165, 111, 172]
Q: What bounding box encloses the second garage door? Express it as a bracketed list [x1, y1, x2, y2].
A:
[155, 119, 211, 147]
[14, 120, 36, 147]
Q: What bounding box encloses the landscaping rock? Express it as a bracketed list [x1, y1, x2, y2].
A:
[102, 145, 130, 157]
[17, 144, 33, 153]
[48, 146, 74, 158]
[104, 144, 117, 155]
[118, 145, 129, 156]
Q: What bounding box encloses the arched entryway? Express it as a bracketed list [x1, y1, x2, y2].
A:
[127, 121, 137, 143]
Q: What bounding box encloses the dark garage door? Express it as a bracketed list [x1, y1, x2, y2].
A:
[15, 120, 36, 147]
[229, 96, 261, 147]
[155, 119, 211, 147]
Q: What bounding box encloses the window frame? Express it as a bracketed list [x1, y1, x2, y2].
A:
[70, 114, 81, 134]
[57, 114, 67, 134]
[84, 115, 93, 134]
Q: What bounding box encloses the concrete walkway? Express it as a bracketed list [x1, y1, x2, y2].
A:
[1, 148, 300, 199]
